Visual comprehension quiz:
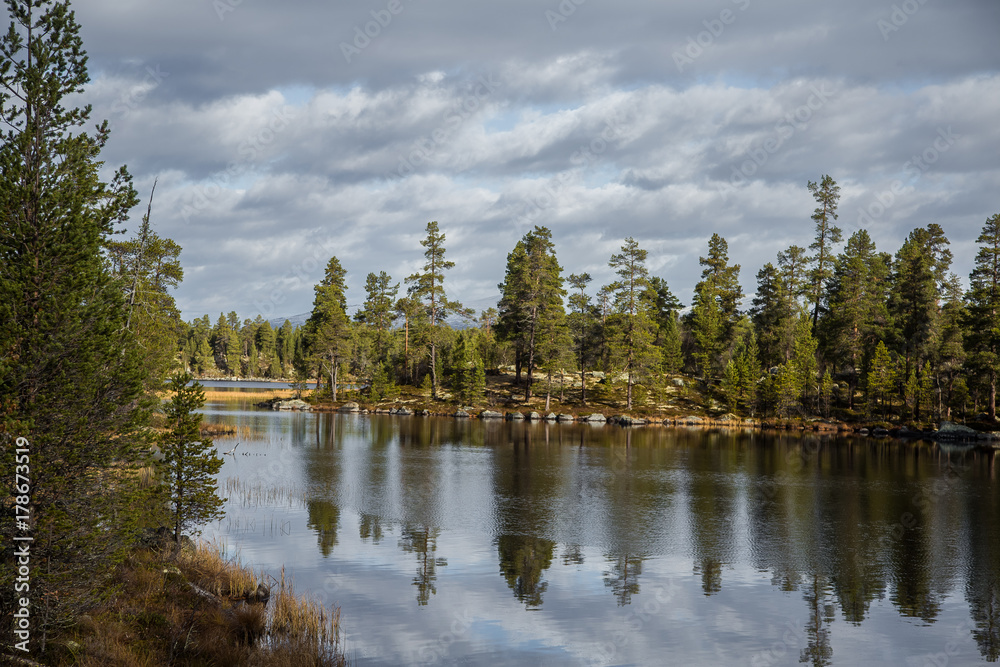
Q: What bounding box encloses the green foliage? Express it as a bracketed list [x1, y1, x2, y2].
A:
[807, 175, 842, 325]
[0, 0, 154, 643]
[496, 225, 567, 399]
[607, 237, 658, 410]
[157, 373, 225, 544]
[305, 257, 353, 400]
[368, 362, 397, 402]
[963, 213, 1000, 419]
[820, 369, 834, 418]
[691, 280, 722, 379]
[866, 342, 896, 420]
[405, 221, 467, 398]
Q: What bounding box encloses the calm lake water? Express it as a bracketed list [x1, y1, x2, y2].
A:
[199, 398, 999, 666]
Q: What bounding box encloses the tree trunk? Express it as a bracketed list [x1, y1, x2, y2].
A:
[431, 341, 437, 399]
[545, 370, 552, 411]
[331, 361, 338, 402]
[991, 373, 996, 421]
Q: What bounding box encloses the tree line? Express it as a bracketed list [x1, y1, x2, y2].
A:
[197, 175, 1000, 424]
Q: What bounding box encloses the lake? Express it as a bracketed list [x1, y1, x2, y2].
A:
[199, 399, 999, 666]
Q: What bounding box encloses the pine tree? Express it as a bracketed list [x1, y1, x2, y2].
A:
[807, 175, 842, 327]
[866, 342, 896, 420]
[568, 273, 598, 404]
[158, 373, 225, 545]
[821, 230, 891, 410]
[0, 0, 153, 645]
[359, 270, 399, 363]
[405, 221, 466, 399]
[691, 280, 723, 379]
[304, 256, 352, 400]
[496, 226, 566, 400]
[696, 233, 743, 349]
[608, 237, 658, 410]
[964, 213, 1000, 420]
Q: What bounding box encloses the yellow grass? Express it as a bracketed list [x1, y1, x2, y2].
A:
[202, 389, 296, 402]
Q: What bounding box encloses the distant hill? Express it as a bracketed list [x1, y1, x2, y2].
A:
[267, 312, 311, 329]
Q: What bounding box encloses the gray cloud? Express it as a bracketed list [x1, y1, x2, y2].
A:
[60, 0, 1000, 320]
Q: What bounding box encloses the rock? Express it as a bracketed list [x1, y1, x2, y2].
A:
[858, 428, 870, 436]
[507, 411, 525, 420]
[557, 413, 575, 422]
[162, 565, 182, 576]
[679, 415, 703, 425]
[933, 421, 983, 440]
[395, 407, 414, 416]
[544, 412, 557, 421]
[454, 409, 470, 418]
[418, 409, 430, 416]
[672, 378, 685, 387]
[338, 401, 360, 413]
[583, 413, 607, 423]
[527, 412, 542, 421]
[716, 413, 740, 423]
[480, 410, 504, 419]
[872, 427, 889, 437]
[276, 398, 311, 411]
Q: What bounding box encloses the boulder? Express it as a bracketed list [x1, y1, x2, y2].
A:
[671, 378, 685, 387]
[872, 427, 889, 437]
[395, 407, 414, 416]
[933, 421, 984, 440]
[858, 428, 870, 436]
[544, 412, 557, 421]
[527, 412, 542, 421]
[276, 398, 311, 411]
[583, 413, 607, 423]
[338, 401, 360, 413]
[679, 415, 703, 425]
[480, 410, 504, 419]
[507, 411, 525, 420]
[716, 413, 740, 423]
[557, 413, 575, 422]
[454, 409, 471, 418]
[418, 409, 430, 417]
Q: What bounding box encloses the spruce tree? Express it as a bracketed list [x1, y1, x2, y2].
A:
[567, 273, 597, 404]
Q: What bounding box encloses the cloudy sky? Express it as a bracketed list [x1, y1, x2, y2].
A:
[69, 0, 1000, 322]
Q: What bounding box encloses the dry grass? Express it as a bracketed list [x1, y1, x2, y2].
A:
[48, 542, 347, 667]
[202, 389, 296, 402]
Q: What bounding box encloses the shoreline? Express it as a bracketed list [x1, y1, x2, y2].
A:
[254, 397, 1000, 446]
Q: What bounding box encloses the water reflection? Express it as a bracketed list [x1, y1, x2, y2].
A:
[203, 405, 1000, 665]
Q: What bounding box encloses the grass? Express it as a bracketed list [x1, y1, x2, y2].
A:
[45, 540, 346, 667]
[202, 389, 296, 402]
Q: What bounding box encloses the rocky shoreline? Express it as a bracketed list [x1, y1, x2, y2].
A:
[255, 398, 1000, 445]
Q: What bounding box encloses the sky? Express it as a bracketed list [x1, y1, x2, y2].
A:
[66, 0, 1000, 323]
